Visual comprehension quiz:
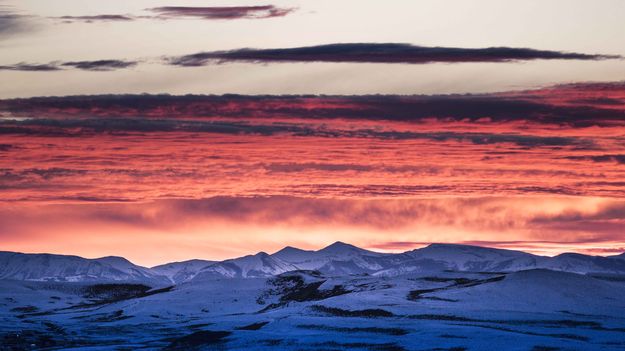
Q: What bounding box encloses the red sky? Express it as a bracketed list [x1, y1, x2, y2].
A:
[2, 2, 625, 265]
[1, 82, 625, 265]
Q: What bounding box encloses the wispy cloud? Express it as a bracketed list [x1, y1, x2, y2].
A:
[0, 62, 60, 71]
[61, 59, 138, 71]
[55, 15, 134, 23]
[168, 43, 620, 66]
[52, 5, 296, 23]
[0, 59, 138, 72]
[148, 5, 295, 20]
[564, 154, 625, 164]
[0, 7, 36, 39]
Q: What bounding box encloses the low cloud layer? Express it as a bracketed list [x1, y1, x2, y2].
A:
[168, 43, 620, 66]
[1, 196, 623, 261]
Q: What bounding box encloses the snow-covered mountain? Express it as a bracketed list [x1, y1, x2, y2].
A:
[272, 241, 404, 275]
[402, 243, 546, 273]
[192, 252, 299, 280]
[385, 244, 625, 275]
[2, 244, 624, 283]
[151, 259, 214, 284]
[0, 251, 168, 283]
[3, 245, 625, 350]
[542, 252, 625, 274]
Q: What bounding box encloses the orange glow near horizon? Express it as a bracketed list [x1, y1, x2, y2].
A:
[0, 195, 623, 266]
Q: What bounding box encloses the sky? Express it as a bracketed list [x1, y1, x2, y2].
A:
[1, 1, 625, 265]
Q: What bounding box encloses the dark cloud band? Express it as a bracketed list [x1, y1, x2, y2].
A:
[2, 82, 624, 127]
[0, 117, 592, 148]
[2, 44, 617, 73]
[168, 43, 620, 66]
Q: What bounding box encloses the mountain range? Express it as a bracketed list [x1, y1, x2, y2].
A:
[2, 242, 624, 284]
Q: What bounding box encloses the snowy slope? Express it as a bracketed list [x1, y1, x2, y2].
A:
[542, 252, 625, 274]
[0, 251, 168, 283]
[430, 269, 625, 315]
[392, 244, 625, 275]
[193, 252, 299, 279]
[151, 259, 214, 284]
[406, 243, 545, 272]
[610, 252, 625, 260]
[3, 268, 624, 351]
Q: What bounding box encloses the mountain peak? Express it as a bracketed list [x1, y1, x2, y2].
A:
[272, 245, 315, 262]
[96, 255, 133, 264]
[317, 241, 380, 257]
[321, 241, 358, 251]
[274, 246, 307, 254]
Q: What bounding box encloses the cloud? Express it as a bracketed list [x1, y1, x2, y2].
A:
[0, 62, 60, 71]
[527, 203, 625, 241]
[0, 59, 138, 72]
[148, 5, 295, 20]
[167, 43, 620, 66]
[0, 196, 515, 230]
[565, 154, 625, 164]
[3, 44, 617, 75]
[61, 59, 138, 71]
[0, 7, 35, 39]
[1, 82, 624, 203]
[55, 15, 134, 23]
[2, 83, 625, 127]
[52, 5, 295, 23]
[532, 202, 625, 223]
[0, 117, 594, 148]
[4, 196, 623, 243]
